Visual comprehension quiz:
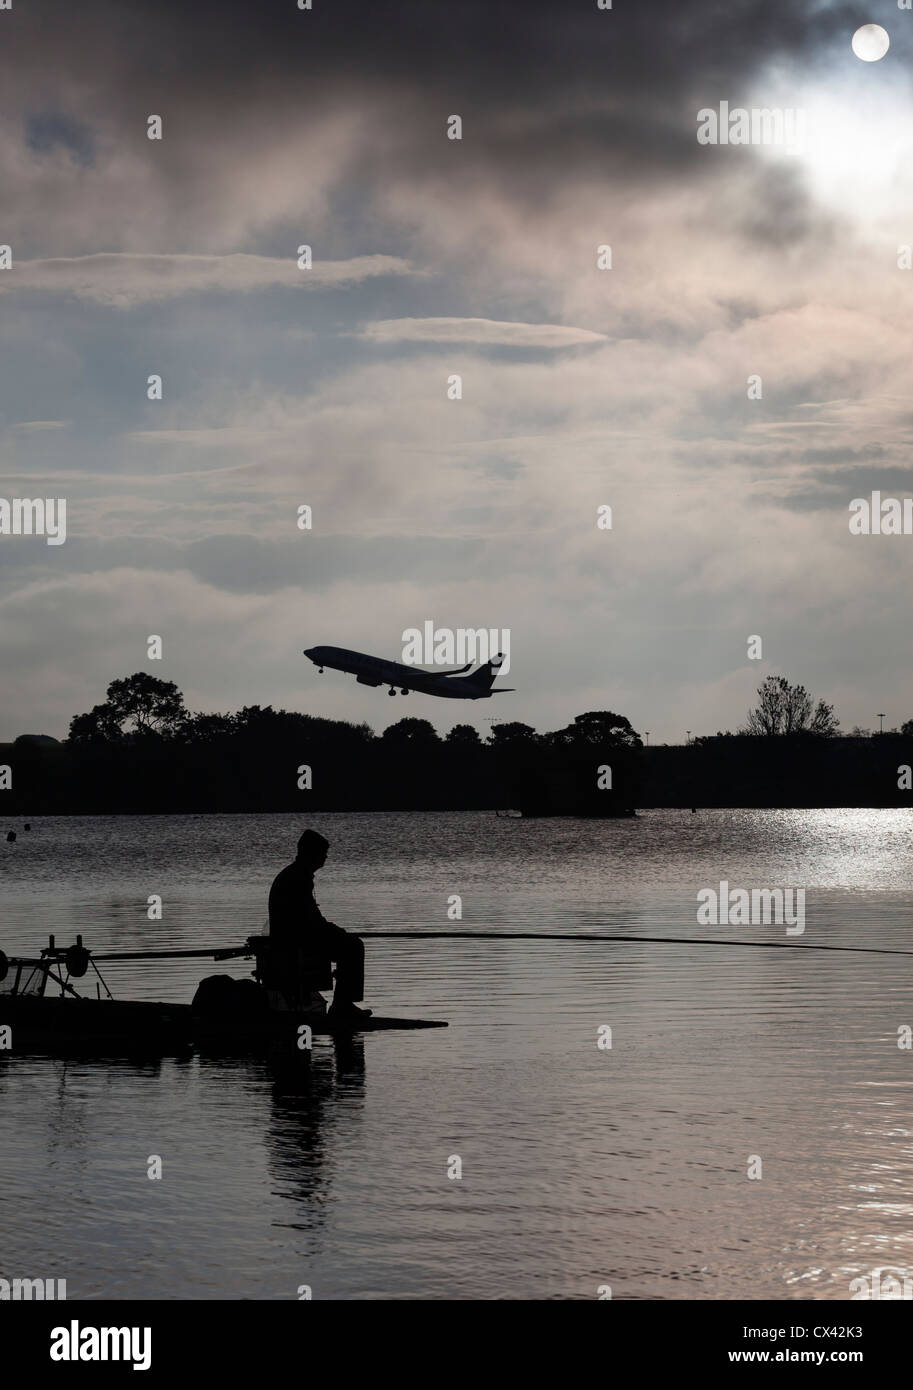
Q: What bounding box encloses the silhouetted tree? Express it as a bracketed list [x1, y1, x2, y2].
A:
[68, 703, 121, 744]
[233, 704, 278, 732]
[446, 724, 482, 746]
[743, 676, 839, 737]
[181, 712, 235, 742]
[381, 717, 440, 745]
[487, 721, 539, 748]
[98, 672, 187, 738]
[548, 711, 642, 749]
[69, 676, 188, 742]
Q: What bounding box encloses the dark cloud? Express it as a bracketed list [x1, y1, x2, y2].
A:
[2, 0, 911, 740]
[4, 0, 871, 238]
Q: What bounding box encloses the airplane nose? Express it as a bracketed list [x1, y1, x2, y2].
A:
[303, 648, 315, 659]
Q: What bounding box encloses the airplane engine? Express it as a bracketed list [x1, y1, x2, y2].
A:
[356, 675, 382, 686]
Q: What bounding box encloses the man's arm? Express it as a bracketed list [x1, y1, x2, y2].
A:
[268, 865, 298, 948]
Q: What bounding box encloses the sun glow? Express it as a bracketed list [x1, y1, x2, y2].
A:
[851, 25, 890, 63]
[747, 64, 913, 230]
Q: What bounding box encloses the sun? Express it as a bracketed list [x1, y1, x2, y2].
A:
[851, 25, 890, 62]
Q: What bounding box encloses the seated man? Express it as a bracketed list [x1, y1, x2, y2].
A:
[267, 829, 371, 1022]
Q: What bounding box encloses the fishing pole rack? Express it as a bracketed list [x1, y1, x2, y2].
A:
[0, 935, 115, 1001]
[0, 935, 269, 1003]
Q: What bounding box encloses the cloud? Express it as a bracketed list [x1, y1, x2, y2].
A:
[1, 253, 419, 308]
[25, 113, 97, 169]
[358, 317, 607, 349]
[11, 420, 71, 433]
[2, 0, 913, 743]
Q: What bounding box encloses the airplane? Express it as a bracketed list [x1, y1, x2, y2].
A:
[304, 645, 515, 699]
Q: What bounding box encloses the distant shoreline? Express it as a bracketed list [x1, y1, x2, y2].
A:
[3, 735, 910, 816]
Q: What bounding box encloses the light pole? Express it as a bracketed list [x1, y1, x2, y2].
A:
[644, 731, 650, 746]
[686, 730, 691, 744]
[876, 713, 885, 735]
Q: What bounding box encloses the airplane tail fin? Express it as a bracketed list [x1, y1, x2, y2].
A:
[461, 652, 508, 692]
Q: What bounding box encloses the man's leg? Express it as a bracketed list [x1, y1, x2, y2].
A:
[331, 930, 365, 1005]
[314, 924, 368, 1015]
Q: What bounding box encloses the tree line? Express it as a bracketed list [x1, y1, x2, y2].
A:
[2, 673, 910, 814]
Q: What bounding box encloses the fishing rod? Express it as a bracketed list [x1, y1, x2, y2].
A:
[79, 935, 913, 960]
[5, 934, 909, 975]
[98, 933, 913, 959]
[90, 946, 252, 962]
[356, 930, 913, 957]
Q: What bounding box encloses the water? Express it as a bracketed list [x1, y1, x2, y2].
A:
[1, 809, 911, 1299]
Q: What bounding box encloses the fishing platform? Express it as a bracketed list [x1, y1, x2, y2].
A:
[0, 935, 447, 1055]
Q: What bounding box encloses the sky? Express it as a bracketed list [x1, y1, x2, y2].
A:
[1, 0, 912, 743]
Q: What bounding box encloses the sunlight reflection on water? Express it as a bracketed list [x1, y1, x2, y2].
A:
[0, 809, 910, 1299]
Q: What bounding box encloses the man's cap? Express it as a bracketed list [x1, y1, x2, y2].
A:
[297, 829, 329, 857]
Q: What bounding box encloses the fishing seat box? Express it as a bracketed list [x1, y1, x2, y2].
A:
[245, 934, 333, 993]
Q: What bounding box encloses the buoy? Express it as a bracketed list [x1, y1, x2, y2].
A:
[23, 823, 31, 831]
[6, 831, 16, 842]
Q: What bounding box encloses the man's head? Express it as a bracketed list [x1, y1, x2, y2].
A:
[297, 829, 329, 870]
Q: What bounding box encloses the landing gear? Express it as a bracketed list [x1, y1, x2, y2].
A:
[318, 667, 324, 673]
[388, 687, 396, 696]
[399, 688, 409, 695]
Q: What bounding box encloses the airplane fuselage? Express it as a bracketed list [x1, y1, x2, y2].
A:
[303, 645, 511, 699]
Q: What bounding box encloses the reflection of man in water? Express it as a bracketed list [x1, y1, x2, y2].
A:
[268, 830, 371, 1022]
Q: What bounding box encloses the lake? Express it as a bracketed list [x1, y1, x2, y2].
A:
[1, 808, 911, 1299]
